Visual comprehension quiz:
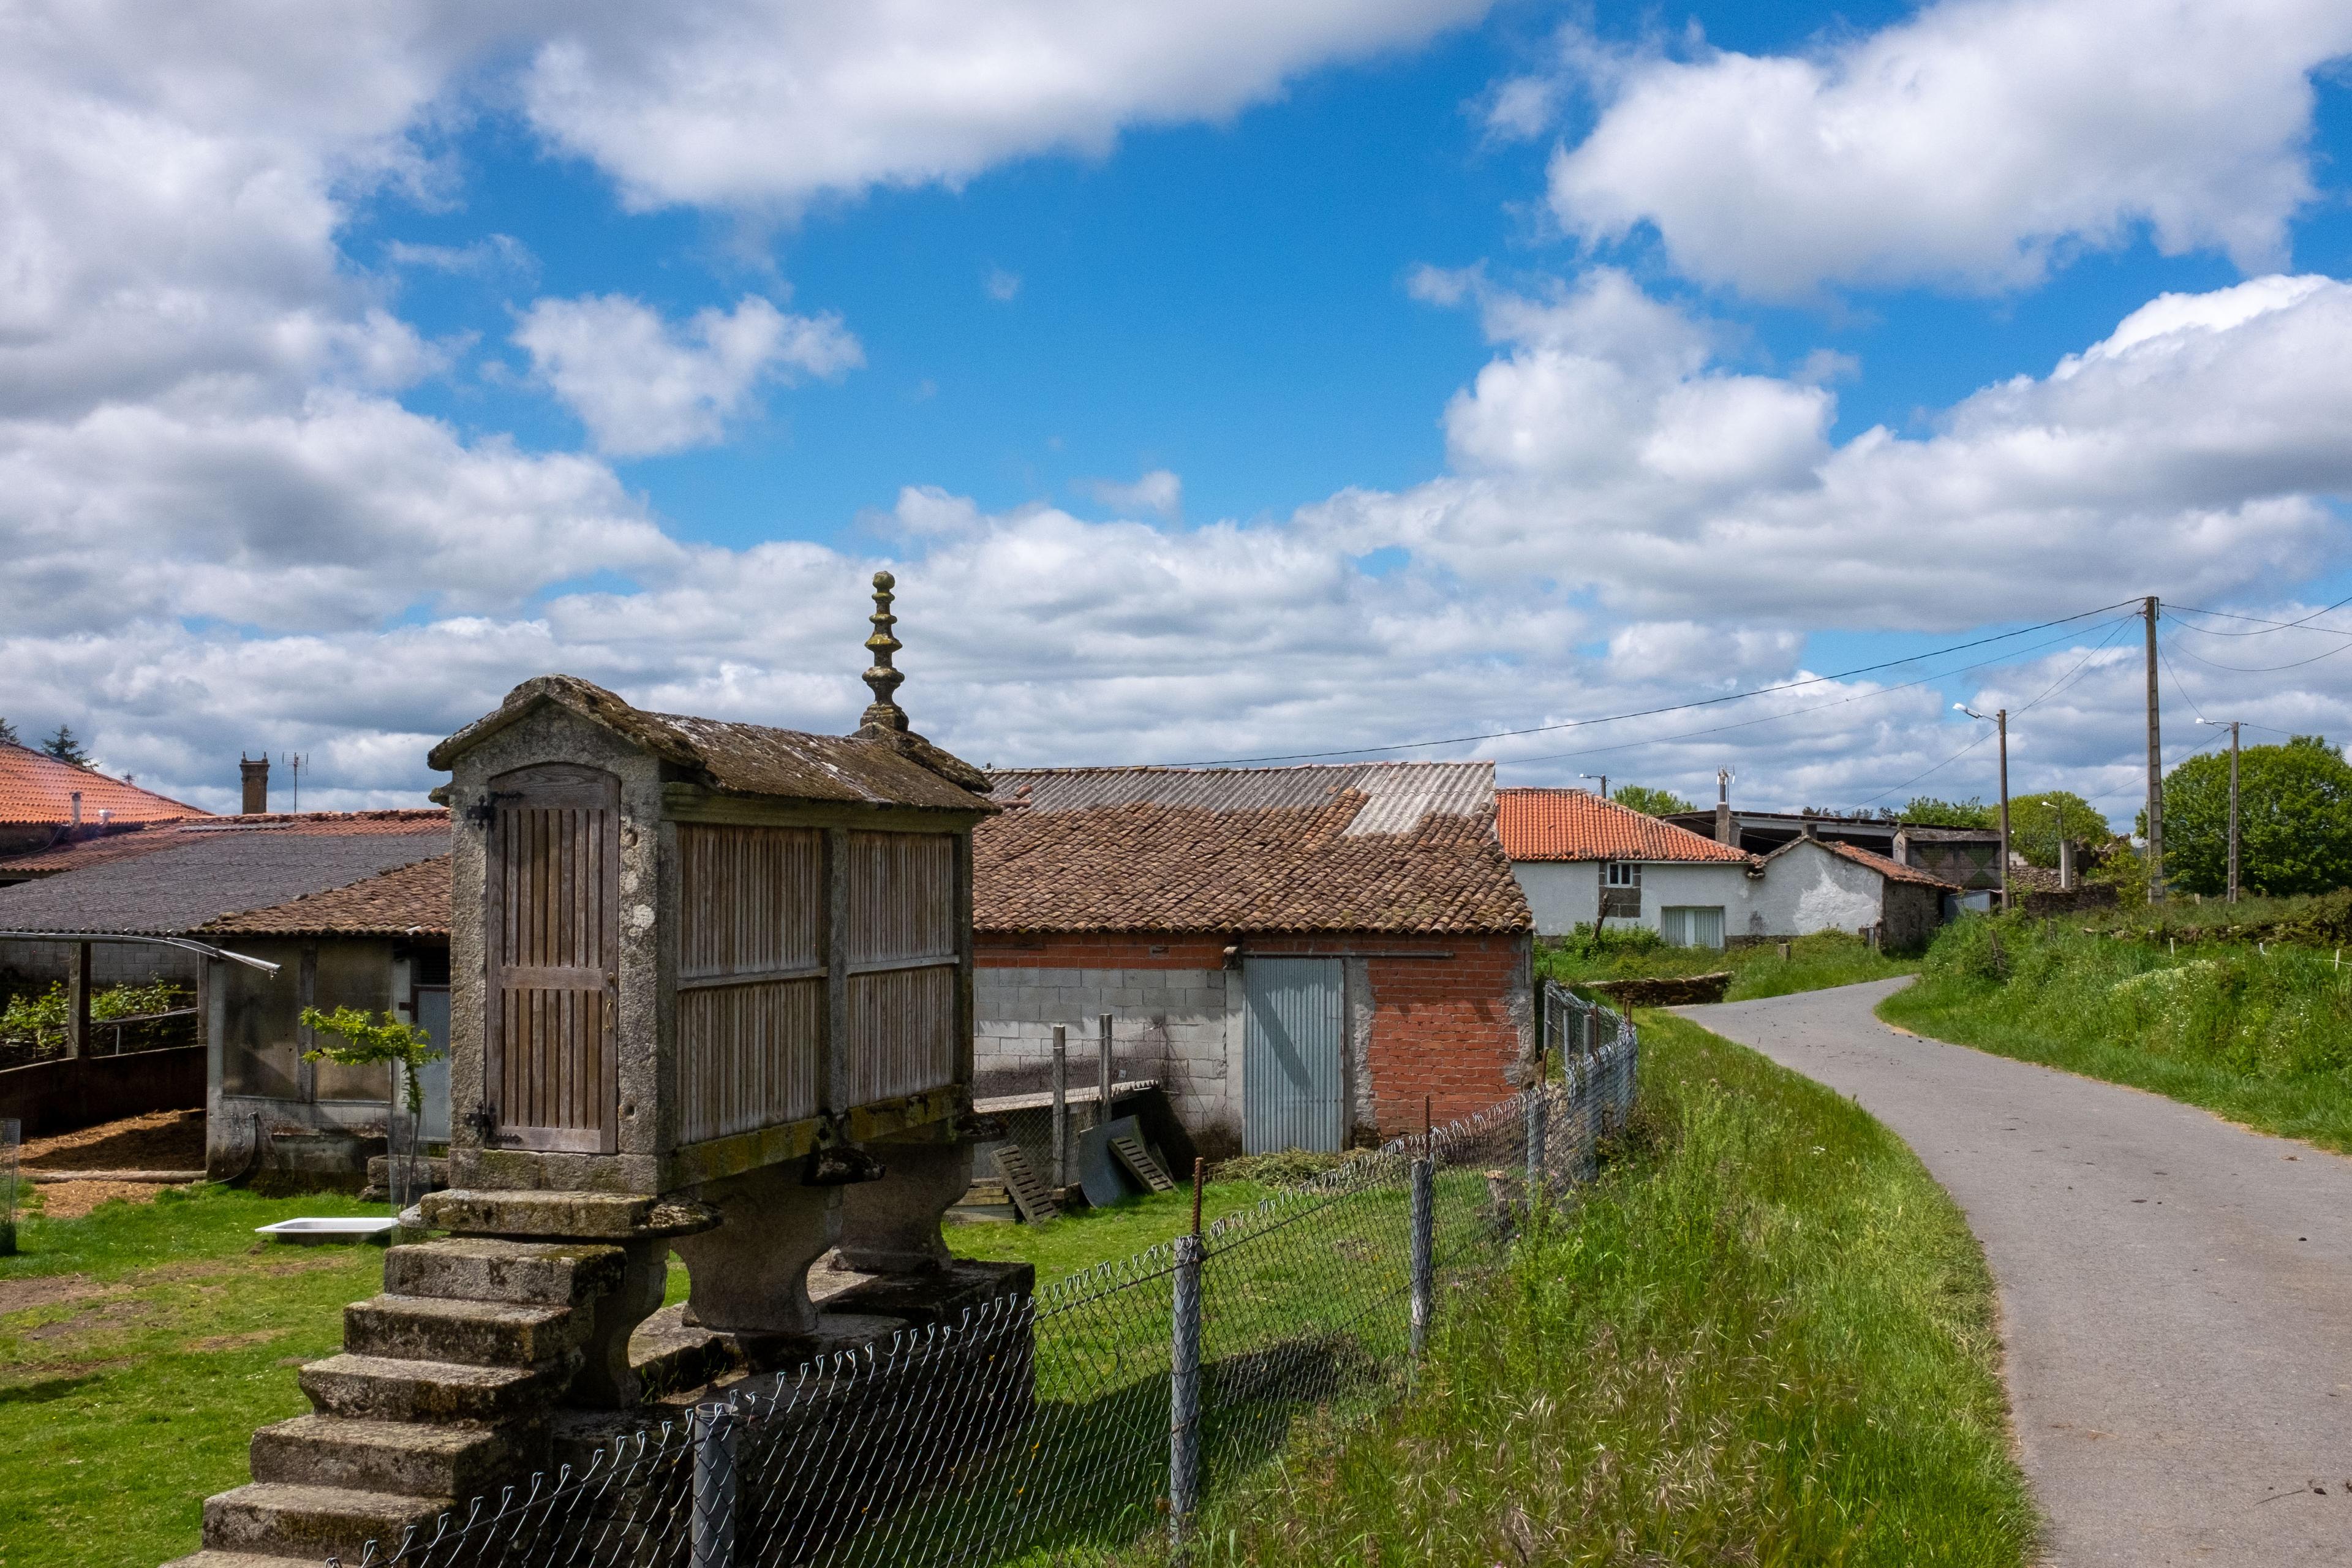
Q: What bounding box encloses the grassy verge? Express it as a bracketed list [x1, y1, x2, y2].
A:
[1172, 1011, 2034, 1568]
[1539, 929, 1919, 1002]
[1880, 914, 2352, 1155]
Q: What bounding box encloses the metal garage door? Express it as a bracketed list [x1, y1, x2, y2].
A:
[1243, 957, 1346, 1153]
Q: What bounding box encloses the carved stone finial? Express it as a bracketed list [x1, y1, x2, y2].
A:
[861, 570, 908, 731]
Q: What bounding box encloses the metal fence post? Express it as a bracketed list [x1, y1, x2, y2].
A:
[1525, 1077, 1547, 1202]
[0, 1118, 18, 1258]
[691, 1403, 738, 1568]
[1409, 1152, 1434, 1357]
[1098, 1012, 1115, 1129]
[1051, 1023, 1069, 1189]
[1169, 1231, 1204, 1545]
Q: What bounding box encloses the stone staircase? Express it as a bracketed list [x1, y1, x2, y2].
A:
[164, 1232, 633, 1568]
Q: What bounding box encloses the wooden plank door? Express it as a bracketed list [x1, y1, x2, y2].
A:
[484, 764, 621, 1153]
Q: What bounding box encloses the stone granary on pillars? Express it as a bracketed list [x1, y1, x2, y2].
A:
[170, 576, 1026, 1568]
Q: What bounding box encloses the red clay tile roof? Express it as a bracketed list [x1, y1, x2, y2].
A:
[1811, 837, 1961, 889]
[1496, 789, 1751, 864]
[0, 743, 207, 827]
[976, 764, 1529, 935]
[203, 854, 450, 937]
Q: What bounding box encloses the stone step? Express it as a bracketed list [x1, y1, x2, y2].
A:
[162, 1550, 323, 1568]
[344, 1294, 581, 1368]
[250, 1414, 541, 1499]
[384, 1237, 625, 1308]
[300, 1354, 557, 1425]
[201, 1481, 453, 1561]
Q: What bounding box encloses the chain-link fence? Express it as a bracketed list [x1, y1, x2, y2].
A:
[339, 988, 1635, 1568]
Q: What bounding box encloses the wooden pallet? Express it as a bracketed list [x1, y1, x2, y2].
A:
[1108, 1134, 1175, 1193]
[990, 1145, 1061, 1223]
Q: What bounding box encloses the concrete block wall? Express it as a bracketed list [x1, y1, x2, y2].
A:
[974, 934, 1236, 1136]
[0, 938, 201, 990]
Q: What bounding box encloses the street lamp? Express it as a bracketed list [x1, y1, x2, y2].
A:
[1955, 703, 2011, 910]
[2195, 718, 2245, 902]
[1579, 773, 1608, 801]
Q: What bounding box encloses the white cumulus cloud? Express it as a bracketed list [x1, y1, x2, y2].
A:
[1546, 0, 2352, 298]
[1078, 469, 1184, 519]
[512, 294, 864, 457]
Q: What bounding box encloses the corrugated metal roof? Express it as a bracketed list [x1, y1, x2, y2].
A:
[0, 815, 450, 935]
[1498, 789, 1753, 864]
[989, 762, 1493, 837]
[0, 743, 208, 827]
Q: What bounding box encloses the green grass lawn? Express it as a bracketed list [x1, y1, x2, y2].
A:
[0, 1186, 390, 1568]
[0, 1172, 1290, 1568]
[1169, 1011, 2035, 1568]
[1540, 927, 1920, 1001]
[1880, 914, 2352, 1155]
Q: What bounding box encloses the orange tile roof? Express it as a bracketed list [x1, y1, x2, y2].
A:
[1496, 789, 1751, 864]
[0, 742, 207, 827]
[976, 765, 1529, 935]
[1811, 837, 1961, 889]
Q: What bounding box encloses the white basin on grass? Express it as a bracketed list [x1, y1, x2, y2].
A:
[255, 1216, 401, 1245]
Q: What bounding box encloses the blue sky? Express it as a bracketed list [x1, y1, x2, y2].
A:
[6, 0, 2352, 821]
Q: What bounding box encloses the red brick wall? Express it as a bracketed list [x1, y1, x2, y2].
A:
[976, 929, 1531, 1138]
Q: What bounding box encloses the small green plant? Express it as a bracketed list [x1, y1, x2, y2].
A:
[300, 1006, 443, 1115]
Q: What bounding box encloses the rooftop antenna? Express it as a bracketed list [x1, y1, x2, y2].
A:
[281, 752, 306, 813]
[860, 571, 908, 732]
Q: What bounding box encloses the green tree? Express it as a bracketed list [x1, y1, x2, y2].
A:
[42, 724, 90, 768]
[2144, 736, 2352, 897]
[1902, 796, 1997, 829]
[0, 716, 18, 746]
[301, 1006, 444, 1116]
[2007, 790, 2112, 869]
[1611, 785, 1695, 817]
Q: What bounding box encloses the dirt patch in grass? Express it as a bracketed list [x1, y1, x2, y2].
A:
[21, 1110, 205, 1172]
[0, 1273, 100, 1315]
[31, 1182, 189, 1221]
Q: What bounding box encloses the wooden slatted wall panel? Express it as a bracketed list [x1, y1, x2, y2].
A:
[677, 825, 824, 1144]
[486, 767, 620, 1153]
[844, 831, 958, 1100]
[848, 963, 957, 1104]
[845, 832, 957, 965]
[679, 978, 824, 1143]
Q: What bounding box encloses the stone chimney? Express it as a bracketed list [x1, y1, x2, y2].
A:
[1714, 767, 1735, 846]
[69, 790, 82, 829]
[239, 753, 268, 814]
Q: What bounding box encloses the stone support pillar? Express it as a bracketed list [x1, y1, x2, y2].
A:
[832, 1139, 971, 1275]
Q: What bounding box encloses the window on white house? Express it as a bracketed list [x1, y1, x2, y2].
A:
[1605, 862, 1642, 888]
[1660, 906, 1726, 949]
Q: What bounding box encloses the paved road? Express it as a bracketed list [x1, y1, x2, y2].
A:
[1681, 978, 2352, 1567]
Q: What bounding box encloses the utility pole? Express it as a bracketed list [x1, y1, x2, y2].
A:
[2143, 597, 2163, 903]
[1956, 704, 2011, 909]
[1996, 708, 2010, 911]
[1579, 773, 1608, 800]
[2199, 719, 2244, 902]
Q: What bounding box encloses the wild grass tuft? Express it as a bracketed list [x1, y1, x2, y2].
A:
[1163, 1012, 2034, 1567]
[1883, 914, 2352, 1152]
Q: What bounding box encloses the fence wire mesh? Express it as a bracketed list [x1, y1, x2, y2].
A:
[342, 987, 1634, 1568]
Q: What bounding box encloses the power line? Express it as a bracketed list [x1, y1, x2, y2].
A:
[1849, 614, 2136, 807]
[1156, 597, 2144, 767]
[1498, 612, 2138, 769]
[2162, 634, 2352, 676]
[2163, 594, 2352, 638]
